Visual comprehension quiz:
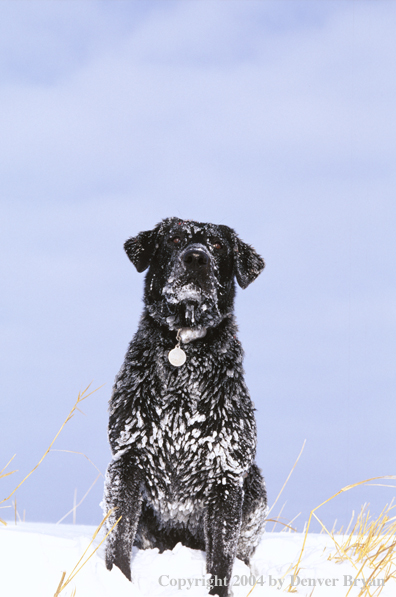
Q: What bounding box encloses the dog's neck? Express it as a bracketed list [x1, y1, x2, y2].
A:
[178, 327, 207, 344]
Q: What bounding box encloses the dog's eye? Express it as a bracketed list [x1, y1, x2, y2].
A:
[169, 236, 181, 245]
[213, 241, 222, 250]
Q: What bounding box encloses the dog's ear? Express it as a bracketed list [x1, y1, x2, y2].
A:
[124, 228, 158, 273]
[233, 235, 265, 289]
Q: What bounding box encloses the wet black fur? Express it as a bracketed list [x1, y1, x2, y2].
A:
[103, 218, 268, 596]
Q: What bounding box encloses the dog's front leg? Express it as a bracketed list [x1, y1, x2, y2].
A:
[205, 484, 244, 597]
[103, 454, 143, 581]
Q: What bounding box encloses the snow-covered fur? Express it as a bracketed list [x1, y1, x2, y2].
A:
[103, 218, 268, 596]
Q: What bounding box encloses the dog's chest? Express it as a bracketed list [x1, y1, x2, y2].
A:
[116, 385, 242, 474]
[114, 361, 251, 486]
[137, 397, 244, 523]
[110, 332, 256, 523]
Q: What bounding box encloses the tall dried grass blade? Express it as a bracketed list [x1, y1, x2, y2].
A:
[344, 511, 355, 537]
[51, 450, 103, 477]
[283, 512, 301, 533]
[0, 385, 102, 508]
[56, 473, 101, 525]
[344, 560, 371, 597]
[0, 470, 18, 480]
[271, 502, 286, 531]
[265, 518, 297, 532]
[54, 571, 66, 597]
[0, 454, 17, 476]
[55, 511, 122, 594]
[267, 439, 306, 518]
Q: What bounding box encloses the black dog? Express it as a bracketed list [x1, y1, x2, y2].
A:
[103, 218, 267, 596]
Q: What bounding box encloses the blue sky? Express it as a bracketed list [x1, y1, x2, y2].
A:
[1, 0, 395, 529]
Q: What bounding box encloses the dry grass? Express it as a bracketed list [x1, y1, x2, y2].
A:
[267, 440, 306, 524]
[56, 473, 102, 525]
[0, 384, 102, 526]
[328, 501, 396, 596]
[0, 384, 124, 596]
[266, 440, 306, 533]
[53, 508, 121, 597]
[286, 476, 396, 595]
[0, 456, 18, 525]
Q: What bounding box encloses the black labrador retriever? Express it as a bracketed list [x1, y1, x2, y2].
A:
[103, 218, 267, 596]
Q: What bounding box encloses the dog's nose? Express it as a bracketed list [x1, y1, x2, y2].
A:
[182, 248, 210, 271]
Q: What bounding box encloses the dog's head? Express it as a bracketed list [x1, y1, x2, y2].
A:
[124, 218, 264, 331]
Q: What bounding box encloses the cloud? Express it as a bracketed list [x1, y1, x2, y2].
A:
[1, 0, 395, 209]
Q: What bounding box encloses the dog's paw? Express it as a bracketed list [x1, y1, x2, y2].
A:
[106, 549, 131, 581]
[208, 585, 229, 597]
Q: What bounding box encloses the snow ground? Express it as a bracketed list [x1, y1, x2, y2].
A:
[0, 522, 394, 597]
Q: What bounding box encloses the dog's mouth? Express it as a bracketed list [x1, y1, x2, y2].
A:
[163, 276, 212, 305]
[175, 282, 202, 302]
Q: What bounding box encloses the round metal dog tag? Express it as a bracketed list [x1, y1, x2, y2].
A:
[168, 347, 186, 367]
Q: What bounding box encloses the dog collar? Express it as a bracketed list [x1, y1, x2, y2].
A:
[168, 327, 207, 367]
[178, 327, 207, 343]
